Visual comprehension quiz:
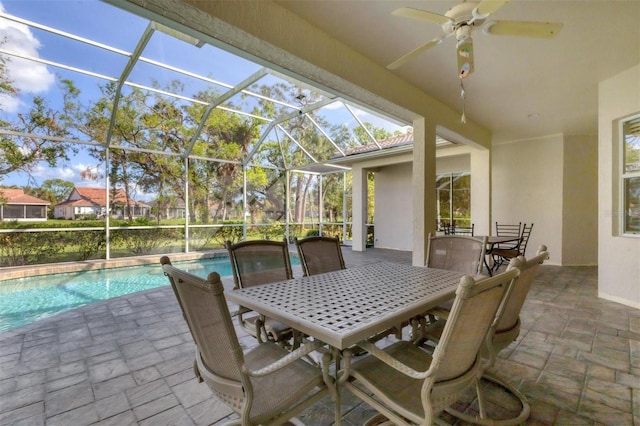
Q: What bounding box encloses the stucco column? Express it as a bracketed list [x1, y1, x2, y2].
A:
[352, 165, 367, 252]
[412, 118, 436, 266]
[470, 148, 491, 236]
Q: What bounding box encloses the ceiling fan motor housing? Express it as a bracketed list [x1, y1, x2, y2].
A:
[442, 1, 486, 35]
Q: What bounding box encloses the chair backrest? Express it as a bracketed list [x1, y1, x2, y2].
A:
[518, 223, 534, 256]
[226, 238, 293, 289]
[160, 257, 246, 395]
[430, 267, 520, 383]
[495, 245, 549, 339]
[426, 234, 487, 276]
[453, 223, 474, 236]
[495, 222, 522, 238]
[294, 236, 346, 276]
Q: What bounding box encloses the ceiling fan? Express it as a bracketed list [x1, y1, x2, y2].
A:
[388, 0, 563, 78]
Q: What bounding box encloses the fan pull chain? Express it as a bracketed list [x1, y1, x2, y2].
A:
[460, 78, 467, 124]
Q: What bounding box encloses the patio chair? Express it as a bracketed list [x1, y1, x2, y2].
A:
[492, 223, 534, 272]
[294, 235, 346, 276]
[160, 257, 328, 426]
[426, 233, 487, 276]
[419, 246, 549, 425]
[226, 238, 295, 345]
[453, 223, 474, 236]
[343, 267, 520, 426]
[410, 233, 488, 340]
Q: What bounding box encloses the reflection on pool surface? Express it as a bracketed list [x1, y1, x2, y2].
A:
[0, 256, 299, 332]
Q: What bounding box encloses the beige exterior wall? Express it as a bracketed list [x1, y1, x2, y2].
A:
[562, 134, 598, 266]
[491, 135, 565, 263]
[598, 64, 640, 308]
[374, 163, 413, 251]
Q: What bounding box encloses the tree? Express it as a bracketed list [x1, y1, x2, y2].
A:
[0, 65, 78, 184]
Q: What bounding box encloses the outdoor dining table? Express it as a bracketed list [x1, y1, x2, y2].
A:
[479, 235, 522, 275]
[225, 261, 466, 425]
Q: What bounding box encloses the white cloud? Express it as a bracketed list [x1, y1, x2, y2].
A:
[0, 2, 55, 112]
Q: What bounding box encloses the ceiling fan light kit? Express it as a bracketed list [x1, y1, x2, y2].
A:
[388, 0, 562, 123]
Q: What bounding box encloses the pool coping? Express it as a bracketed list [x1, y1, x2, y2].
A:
[0, 250, 230, 281]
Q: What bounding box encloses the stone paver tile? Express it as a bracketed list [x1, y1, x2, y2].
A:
[126, 350, 164, 371]
[538, 371, 583, 396]
[86, 350, 122, 366]
[0, 384, 45, 414]
[521, 380, 580, 412]
[92, 374, 136, 400]
[578, 398, 633, 425]
[582, 388, 630, 412]
[88, 358, 130, 383]
[165, 366, 197, 387]
[133, 393, 179, 421]
[544, 354, 588, 380]
[587, 376, 633, 402]
[594, 333, 630, 352]
[44, 382, 94, 417]
[45, 402, 98, 426]
[125, 379, 172, 408]
[616, 371, 640, 389]
[553, 410, 594, 424]
[46, 372, 88, 393]
[95, 392, 130, 420]
[132, 366, 162, 385]
[186, 396, 234, 426]
[528, 398, 559, 424]
[587, 364, 616, 382]
[509, 348, 549, 370]
[0, 402, 43, 425]
[547, 334, 593, 352]
[171, 377, 214, 408]
[137, 404, 195, 426]
[0, 370, 46, 397]
[120, 340, 154, 359]
[152, 335, 184, 351]
[579, 351, 630, 371]
[46, 360, 86, 381]
[94, 409, 137, 426]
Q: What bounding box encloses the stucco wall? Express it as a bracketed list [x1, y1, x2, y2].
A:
[374, 164, 413, 250]
[598, 64, 640, 308]
[562, 134, 598, 266]
[492, 135, 564, 263]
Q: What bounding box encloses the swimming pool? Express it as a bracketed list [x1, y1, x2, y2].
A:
[0, 256, 299, 332]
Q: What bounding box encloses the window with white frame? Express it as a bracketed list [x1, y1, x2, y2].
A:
[622, 114, 640, 234]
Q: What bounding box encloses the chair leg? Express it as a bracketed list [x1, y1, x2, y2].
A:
[444, 372, 530, 426]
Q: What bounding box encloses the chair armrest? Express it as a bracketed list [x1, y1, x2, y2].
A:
[356, 341, 433, 380]
[242, 339, 326, 377]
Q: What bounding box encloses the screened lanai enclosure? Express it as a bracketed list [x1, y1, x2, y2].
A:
[0, 0, 420, 266]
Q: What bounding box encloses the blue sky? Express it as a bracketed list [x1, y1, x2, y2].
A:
[0, 0, 408, 194]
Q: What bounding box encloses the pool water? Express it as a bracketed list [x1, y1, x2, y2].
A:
[0, 256, 299, 332]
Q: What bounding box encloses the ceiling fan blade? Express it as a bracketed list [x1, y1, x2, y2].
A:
[387, 38, 444, 70]
[392, 7, 450, 25]
[475, 0, 509, 17]
[484, 20, 563, 38]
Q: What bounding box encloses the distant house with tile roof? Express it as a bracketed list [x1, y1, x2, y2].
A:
[336, 131, 452, 158]
[54, 187, 150, 220]
[0, 188, 50, 222]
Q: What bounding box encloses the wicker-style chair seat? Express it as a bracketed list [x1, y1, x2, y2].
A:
[343, 267, 521, 426]
[294, 235, 346, 276]
[226, 239, 295, 345]
[161, 257, 327, 426]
